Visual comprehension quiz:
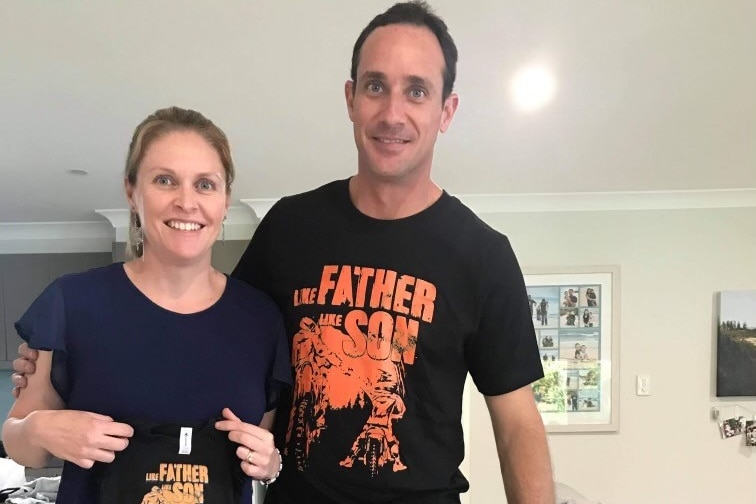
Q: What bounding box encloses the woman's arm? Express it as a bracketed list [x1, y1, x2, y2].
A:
[3, 350, 64, 467]
[2, 350, 134, 468]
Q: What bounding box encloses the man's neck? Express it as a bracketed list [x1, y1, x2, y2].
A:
[348, 174, 442, 220]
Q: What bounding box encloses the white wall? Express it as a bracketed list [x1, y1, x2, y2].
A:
[466, 206, 756, 504]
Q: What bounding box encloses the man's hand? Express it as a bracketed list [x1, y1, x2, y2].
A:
[12, 342, 39, 398]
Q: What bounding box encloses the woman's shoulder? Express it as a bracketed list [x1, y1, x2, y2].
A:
[55, 262, 123, 291]
[221, 277, 285, 338]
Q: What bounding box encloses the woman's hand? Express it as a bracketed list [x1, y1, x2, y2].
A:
[215, 407, 281, 482]
[31, 410, 134, 469]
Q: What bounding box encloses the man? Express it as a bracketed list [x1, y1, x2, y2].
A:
[14, 2, 554, 503]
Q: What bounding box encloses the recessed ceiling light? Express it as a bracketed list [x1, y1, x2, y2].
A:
[67, 169, 89, 175]
[510, 65, 557, 112]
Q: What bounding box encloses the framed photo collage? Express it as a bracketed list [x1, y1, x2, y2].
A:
[524, 267, 620, 432]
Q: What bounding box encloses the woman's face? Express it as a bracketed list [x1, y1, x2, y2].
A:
[126, 130, 229, 264]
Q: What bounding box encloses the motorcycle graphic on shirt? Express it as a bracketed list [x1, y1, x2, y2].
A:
[287, 265, 437, 476]
[338, 363, 408, 475]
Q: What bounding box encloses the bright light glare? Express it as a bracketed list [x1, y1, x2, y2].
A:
[510, 66, 557, 112]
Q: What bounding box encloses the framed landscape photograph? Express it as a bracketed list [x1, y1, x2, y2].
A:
[525, 266, 620, 432]
[716, 290, 756, 397]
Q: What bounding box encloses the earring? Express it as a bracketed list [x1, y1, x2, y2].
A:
[221, 215, 226, 245]
[132, 212, 144, 257]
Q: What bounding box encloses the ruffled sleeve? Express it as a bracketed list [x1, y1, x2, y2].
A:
[266, 314, 292, 412]
[14, 279, 70, 401]
[14, 279, 67, 351]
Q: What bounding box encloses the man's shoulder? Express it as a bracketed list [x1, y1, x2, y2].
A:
[442, 193, 511, 246]
[249, 179, 348, 252]
[273, 179, 347, 210]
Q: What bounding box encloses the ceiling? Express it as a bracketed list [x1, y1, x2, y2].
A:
[1, 1, 754, 236]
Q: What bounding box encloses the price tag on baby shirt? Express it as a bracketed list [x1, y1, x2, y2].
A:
[179, 427, 193, 454]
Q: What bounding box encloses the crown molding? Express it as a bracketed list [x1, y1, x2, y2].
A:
[0, 221, 114, 254]
[239, 198, 277, 220]
[459, 188, 756, 214]
[93, 209, 132, 242]
[2, 189, 755, 254]
[242, 188, 756, 219]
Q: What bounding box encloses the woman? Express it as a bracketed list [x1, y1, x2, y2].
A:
[582, 308, 593, 327]
[2, 107, 290, 504]
[585, 287, 597, 307]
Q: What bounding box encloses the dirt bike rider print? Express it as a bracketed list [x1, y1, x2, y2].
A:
[287, 264, 433, 476]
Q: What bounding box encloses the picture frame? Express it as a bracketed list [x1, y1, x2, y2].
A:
[524, 265, 620, 432]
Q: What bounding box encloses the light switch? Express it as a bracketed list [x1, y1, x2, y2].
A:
[636, 374, 651, 396]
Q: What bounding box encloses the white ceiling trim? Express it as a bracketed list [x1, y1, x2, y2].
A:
[0, 221, 114, 254]
[239, 198, 278, 221]
[459, 188, 756, 214]
[2, 189, 755, 253]
[242, 188, 756, 219]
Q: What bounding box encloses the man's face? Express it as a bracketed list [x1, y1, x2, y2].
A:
[345, 24, 458, 183]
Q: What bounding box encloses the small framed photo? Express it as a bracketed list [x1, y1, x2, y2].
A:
[745, 421, 756, 446]
[526, 266, 620, 433]
[719, 416, 745, 439]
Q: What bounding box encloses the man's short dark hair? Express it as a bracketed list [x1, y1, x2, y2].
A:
[350, 1, 458, 102]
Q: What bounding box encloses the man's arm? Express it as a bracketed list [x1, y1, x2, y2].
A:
[485, 385, 555, 504]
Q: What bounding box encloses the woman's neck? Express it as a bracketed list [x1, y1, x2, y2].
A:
[124, 255, 225, 314]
